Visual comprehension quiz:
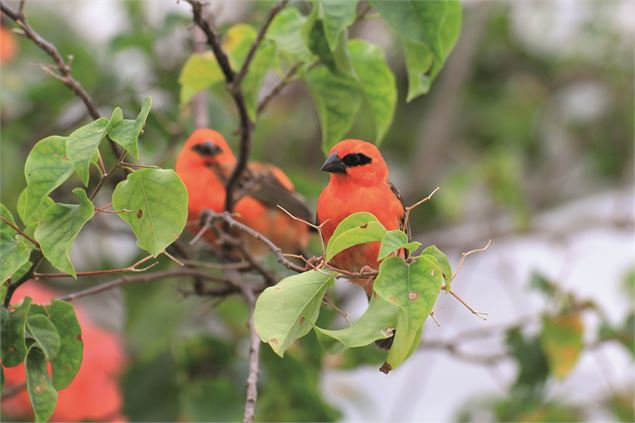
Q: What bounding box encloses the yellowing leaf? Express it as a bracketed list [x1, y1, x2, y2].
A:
[540, 313, 584, 379]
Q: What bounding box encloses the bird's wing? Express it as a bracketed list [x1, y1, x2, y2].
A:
[239, 164, 314, 224]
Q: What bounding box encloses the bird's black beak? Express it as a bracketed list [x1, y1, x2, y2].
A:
[192, 141, 223, 157]
[321, 153, 347, 174]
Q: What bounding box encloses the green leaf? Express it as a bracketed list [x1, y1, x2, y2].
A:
[369, 0, 462, 101]
[255, 270, 335, 357]
[325, 212, 386, 262]
[267, 8, 311, 61]
[1, 297, 32, 367]
[304, 7, 351, 75]
[315, 294, 399, 353]
[112, 168, 188, 256]
[47, 300, 83, 390]
[178, 52, 224, 105]
[540, 313, 584, 379]
[420, 245, 452, 285]
[374, 256, 443, 369]
[378, 229, 421, 260]
[349, 39, 397, 142]
[25, 347, 58, 423]
[0, 205, 32, 283]
[17, 189, 54, 227]
[26, 314, 61, 361]
[318, 0, 358, 51]
[107, 96, 152, 159]
[34, 188, 95, 278]
[23, 136, 75, 220]
[306, 65, 361, 154]
[66, 118, 109, 186]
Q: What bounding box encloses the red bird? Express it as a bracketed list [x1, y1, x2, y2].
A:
[317, 139, 405, 294]
[175, 128, 311, 256]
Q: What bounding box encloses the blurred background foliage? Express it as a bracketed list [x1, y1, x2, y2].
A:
[0, 0, 633, 421]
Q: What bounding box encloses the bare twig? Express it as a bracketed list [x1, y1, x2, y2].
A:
[403, 186, 440, 231]
[0, 215, 40, 247]
[232, 0, 289, 90]
[56, 268, 233, 302]
[0, 1, 122, 157]
[452, 239, 492, 281]
[34, 255, 157, 279]
[203, 210, 306, 273]
[257, 61, 303, 115]
[447, 289, 488, 320]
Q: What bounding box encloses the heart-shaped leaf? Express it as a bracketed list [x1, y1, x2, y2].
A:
[378, 229, 421, 260]
[1, 296, 32, 367]
[325, 212, 386, 262]
[26, 314, 61, 361]
[66, 118, 109, 186]
[25, 346, 58, 422]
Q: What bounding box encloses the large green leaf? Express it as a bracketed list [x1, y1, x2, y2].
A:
[47, 300, 83, 390]
[306, 65, 361, 154]
[540, 313, 584, 380]
[255, 270, 335, 357]
[25, 346, 58, 423]
[374, 256, 443, 369]
[0, 205, 32, 283]
[34, 188, 95, 278]
[349, 39, 397, 142]
[325, 212, 386, 262]
[315, 294, 398, 353]
[112, 168, 188, 256]
[26, 314, 61, 361]
[23, 136, 75, 221]
[378, 229, 421, 260]
[318, 0, 358, 51]
[17, 189, 55, 227]
[369, 0, 462, 101]
[178, 52, 224, 105]
[267, 8, 311, 61]
[66, 118, 109, 186]
[107, 96, 152, 159]
[1, 297, 32, 367]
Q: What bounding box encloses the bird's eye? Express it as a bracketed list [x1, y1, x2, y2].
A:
[192, 140, 222, 156]
[341, 153, 372, 167]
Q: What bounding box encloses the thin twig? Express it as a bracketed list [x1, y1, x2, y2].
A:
[452, 239, 492, 281]
[0, 215, 39, 247]
[56, 268, 233, 302]
[403, 186, 440, 231]
[232, 0, 289, 90]
[448, 289, 488, 320]
[257, 61, 303, 115]
[0, 1, 122, 157]
[204, 210, 306, 273]
[33, 255, 157, 279]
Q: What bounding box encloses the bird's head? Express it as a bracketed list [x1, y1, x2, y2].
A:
[321, 139, 388, 186]
[178, 128, 236, 170]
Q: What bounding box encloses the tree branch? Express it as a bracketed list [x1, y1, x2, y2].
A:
[238, 282, 260, 423]
[257, 61, 303, 115]
[232, 0, 289, 89]
[0, 0, 121, 158]
[55, 268, 233, 302]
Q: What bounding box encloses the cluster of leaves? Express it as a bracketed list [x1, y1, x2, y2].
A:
[1, 98, 189, 419]
[254, 212, 452, 372]
[0, 97, 188, 283]
[0, 297, 81, 421]
[179, 0, 462, 153]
